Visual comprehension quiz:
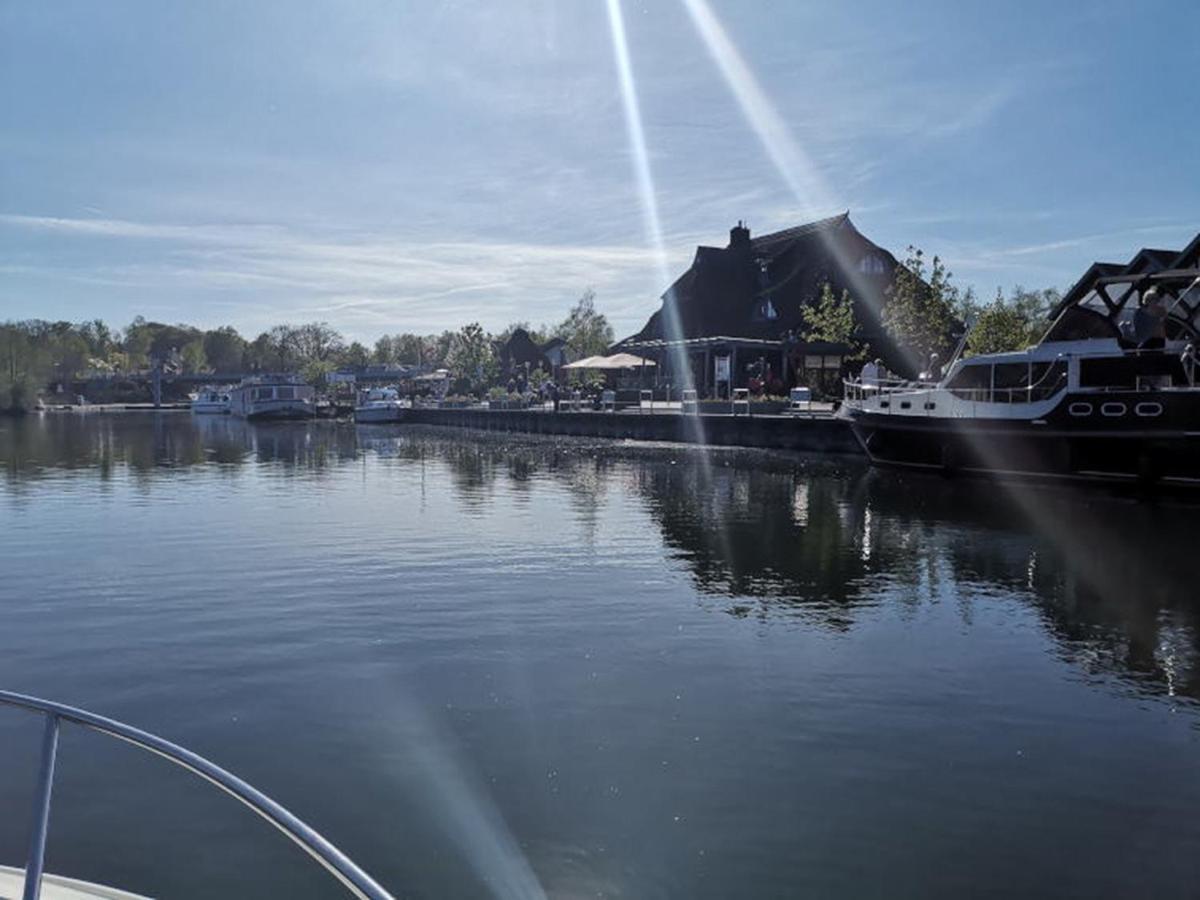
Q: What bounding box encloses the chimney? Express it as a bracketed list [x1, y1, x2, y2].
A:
[729, 219, 751, 248]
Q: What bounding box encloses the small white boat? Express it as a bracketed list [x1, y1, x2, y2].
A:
[228, 376, 314, 420]
[354, 387, 407, 424]
[190, 390, 230, 415]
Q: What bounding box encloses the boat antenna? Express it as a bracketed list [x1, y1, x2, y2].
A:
[945, 314, 976, 371]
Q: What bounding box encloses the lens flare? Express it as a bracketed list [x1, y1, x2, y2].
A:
[604, 0, 699, 405]
[679, 0, 906, 367]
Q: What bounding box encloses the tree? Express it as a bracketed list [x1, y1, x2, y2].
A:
[800, 283, 861, 358]
[203, 326, 247, 372]
[179, 338, 208, 373]
[966, 286, 1060, 356]
[554, 289, 613, 359]
[292, 322, 345, 363]
[340, 341, 371, 369]
[883, 247, 966, 371]
[445, 322, 497, 393]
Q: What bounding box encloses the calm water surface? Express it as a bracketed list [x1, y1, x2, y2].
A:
[0, 413, 1198, 899]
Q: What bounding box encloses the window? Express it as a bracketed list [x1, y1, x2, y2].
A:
[992, 363, 1031, 403]
[857, 254, 886, 275]
[1030, 360, 1068, 400]
[277, 387, 295, 400]
[946, 363, 992, 400]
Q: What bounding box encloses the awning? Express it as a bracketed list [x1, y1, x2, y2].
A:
[562, 353, 657, 370]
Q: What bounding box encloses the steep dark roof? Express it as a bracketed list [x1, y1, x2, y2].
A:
[746, 212, 851, 254]
[622, 212, 896, 346]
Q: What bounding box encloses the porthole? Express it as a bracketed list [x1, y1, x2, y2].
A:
[900, 401, 911, 410]
[924, 402, 936, 410]
[1068, 402, 1093, 417]
[1100, 402, 1126, 417]
[880, 400, 890, 409]
[1135, 401, 1163, 417]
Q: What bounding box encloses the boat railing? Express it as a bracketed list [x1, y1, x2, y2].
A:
[0, 690, 394, 900]
[843, 364, 1070, 409]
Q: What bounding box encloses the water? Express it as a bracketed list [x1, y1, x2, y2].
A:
[0, 413, 1197, 899]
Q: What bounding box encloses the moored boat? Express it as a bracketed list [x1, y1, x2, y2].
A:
[354, 387, 406, 424]
[839, 257, 1200, 487]
[228, 376, 314, 420]
[190, 389, 230, 414]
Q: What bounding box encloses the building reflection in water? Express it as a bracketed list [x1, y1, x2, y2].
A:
[2, 412, 1196, 704]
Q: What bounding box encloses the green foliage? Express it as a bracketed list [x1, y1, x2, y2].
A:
[179, 338, 207, 373]
[966, 286, 1060, 356]
[202, 326, 246, 372]
[445, 322, 497, 394]
[883, 247, 968, 369]
[301, 358, 336, 386]
[800, 283, 862, 359]
[340, 341, 371, 369]
[554, 289, 613, 359]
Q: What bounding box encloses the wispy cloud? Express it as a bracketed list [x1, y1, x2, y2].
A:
[0, 212, 673, 337]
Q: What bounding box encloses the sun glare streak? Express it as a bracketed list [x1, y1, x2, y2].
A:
[680, 0, 833, 216]
[604, 0, 696, 401]
[680, 0, 902, 361]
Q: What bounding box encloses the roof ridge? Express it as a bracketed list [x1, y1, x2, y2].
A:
[749, 211, 850, 247]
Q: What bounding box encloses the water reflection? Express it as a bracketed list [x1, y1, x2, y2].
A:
[2, 413, 1197, 706]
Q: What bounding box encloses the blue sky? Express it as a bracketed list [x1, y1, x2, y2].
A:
[2, 0, 1197, 342]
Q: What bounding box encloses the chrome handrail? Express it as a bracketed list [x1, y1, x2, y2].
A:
[0, 690, 395, 900]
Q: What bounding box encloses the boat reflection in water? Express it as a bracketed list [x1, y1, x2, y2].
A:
[3, 414, 1195, 706]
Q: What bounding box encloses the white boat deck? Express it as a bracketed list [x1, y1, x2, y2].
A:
[0, 866, 150, 899]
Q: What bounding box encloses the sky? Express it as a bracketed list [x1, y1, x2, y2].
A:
[2, 0, 1198, 343]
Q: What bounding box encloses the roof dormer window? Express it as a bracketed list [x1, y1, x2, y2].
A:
[857, 254, 886, 274]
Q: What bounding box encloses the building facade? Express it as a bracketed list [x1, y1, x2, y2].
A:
[617, 213, 908, 391]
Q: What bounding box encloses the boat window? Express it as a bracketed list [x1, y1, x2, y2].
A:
[1030, 360, 1068, 400]
[278, 386, 295, 400]
[992, 363, 1031, 403]
[946, 363, 991, 400]
[254, 387, 274, 400]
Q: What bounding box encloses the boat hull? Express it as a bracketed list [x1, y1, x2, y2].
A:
[242, 402, 314, 421]
[845, 390, 1200, 486]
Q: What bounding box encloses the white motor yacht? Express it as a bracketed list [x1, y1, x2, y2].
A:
[354, 387, 407, 424]
[189, 390, 230, 414]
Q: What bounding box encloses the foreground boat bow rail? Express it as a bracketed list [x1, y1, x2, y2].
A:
[0, 690, 395, 900]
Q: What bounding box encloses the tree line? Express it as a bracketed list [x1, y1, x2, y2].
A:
[0, 290, 613, 410]
[799, 246, 1063, 372]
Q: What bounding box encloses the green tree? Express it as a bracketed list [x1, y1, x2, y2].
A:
[554, 289, 613, 359]
[180, 338, 208, 373]
[800, 283, 861, 358]
[340, 341, 371, 369]
[966, 286, 1059, 356]
[445, 322, 497, 393]
[203, 326, 247, 372]
[883, 247, 966, 371]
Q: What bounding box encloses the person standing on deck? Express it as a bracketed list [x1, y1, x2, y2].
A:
[1134, 287, 1169, 349]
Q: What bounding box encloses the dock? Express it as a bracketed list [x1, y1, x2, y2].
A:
[406, 406, 861, 455]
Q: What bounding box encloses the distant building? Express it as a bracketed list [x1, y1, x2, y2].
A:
[617, 213, 909, 391]
[1046, 232, 1200, 342]
[497, 329, 574, 377]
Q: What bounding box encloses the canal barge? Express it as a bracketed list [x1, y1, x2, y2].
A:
[228, 376, 314, 420]
[840, 266, 1200, 487]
